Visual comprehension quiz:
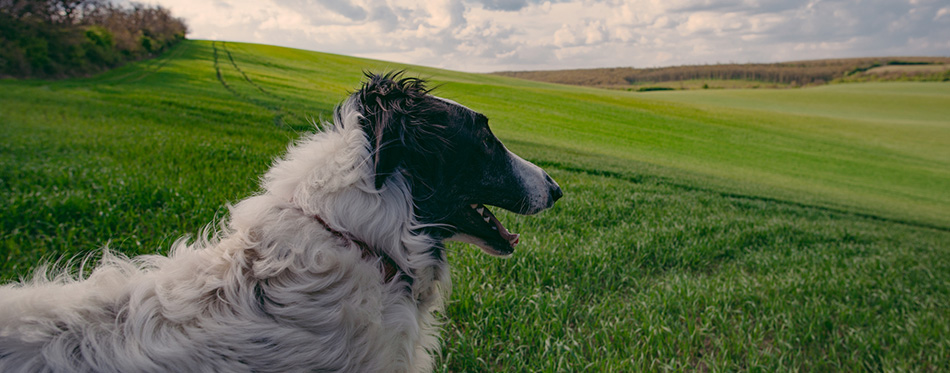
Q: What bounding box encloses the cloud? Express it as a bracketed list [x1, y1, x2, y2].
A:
[146, 0, 950, 72]
[271, 0, 368, 21]
[471, 0, 528, 12]
[467, 0, 574, 12]
[554, 19, 609, 47]
[938, 7, 950, 21]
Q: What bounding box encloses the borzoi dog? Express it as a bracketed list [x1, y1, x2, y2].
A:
[0, 72, 562, 372]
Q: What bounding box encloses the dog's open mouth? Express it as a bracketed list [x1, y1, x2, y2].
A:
[470, 203, 521, 248]
[451, 203, 520, 257]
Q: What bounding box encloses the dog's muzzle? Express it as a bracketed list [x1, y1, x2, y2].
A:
[508, 150, 562, 215]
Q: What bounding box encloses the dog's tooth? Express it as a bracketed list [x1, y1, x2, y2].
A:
[483, 216, 491, 224]
[476, 207, 485, 215]
[470, 204, 478, 209]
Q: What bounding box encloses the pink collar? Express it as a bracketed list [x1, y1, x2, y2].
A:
[311, 214, 403, 283]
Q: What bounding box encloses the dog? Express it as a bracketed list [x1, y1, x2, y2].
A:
[0, 71, 562, 372]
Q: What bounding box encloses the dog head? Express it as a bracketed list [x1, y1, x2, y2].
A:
[346, 71, 562, 257]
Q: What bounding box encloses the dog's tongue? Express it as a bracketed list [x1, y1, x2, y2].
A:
[492, 216, 520, 247]
[473, 204, 520, 247]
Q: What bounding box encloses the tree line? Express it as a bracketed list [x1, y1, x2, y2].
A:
[1, 0, 187, 78]
[495, 57, 950, 89]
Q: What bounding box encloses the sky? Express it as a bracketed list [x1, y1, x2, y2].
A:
[141, 0, 950, 73]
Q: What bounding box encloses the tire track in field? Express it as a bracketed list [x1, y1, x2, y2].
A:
[127, 43, 187, 82]
[222, 43, 271, 97]
[212, 41, 308, 130]
[220, 41, 308, 125]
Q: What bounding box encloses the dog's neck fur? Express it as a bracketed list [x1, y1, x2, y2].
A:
[309, 212, 406, 284]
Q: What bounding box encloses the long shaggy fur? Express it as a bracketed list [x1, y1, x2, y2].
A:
[0, 93, 449, 372]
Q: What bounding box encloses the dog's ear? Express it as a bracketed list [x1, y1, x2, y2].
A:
[370, 113, 407, 189]
[357, 71, 447, 190]
[357, 72, 413, 189]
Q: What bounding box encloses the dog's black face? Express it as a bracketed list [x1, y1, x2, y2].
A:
[350, 72, 562, 256]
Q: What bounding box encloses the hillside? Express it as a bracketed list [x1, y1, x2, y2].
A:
[2, 40, 950, 370]
[494, 57, 950, 90]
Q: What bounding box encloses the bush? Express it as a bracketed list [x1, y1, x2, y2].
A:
[83, 25, 117, 66]
[0, 0, 188, 78]
[637, 87, 675, 92]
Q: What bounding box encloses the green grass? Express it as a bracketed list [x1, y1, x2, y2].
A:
[448, 170, 950, 371]
[2, 40, 950, 371]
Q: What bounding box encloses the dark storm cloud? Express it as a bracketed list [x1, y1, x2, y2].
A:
[466, 0, 575, 12]
[470, 0, 528, 11]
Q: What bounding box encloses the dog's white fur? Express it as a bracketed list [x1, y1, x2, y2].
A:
[0, 99, 450, 372]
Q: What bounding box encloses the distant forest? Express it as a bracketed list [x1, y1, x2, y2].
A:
[495, 57, 950, 90]
[0, 0, 187, 78]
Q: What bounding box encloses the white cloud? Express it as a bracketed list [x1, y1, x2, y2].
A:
[935, 7, 950, 20]
[585, 20, 608, 44]
[141, 0, 950, 72]
[553, 24, 581, 47]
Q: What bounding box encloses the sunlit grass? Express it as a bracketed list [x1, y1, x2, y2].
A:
[443, 170, 950, 371]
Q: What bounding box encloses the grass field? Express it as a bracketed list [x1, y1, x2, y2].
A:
[2, 40, 950, 370]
